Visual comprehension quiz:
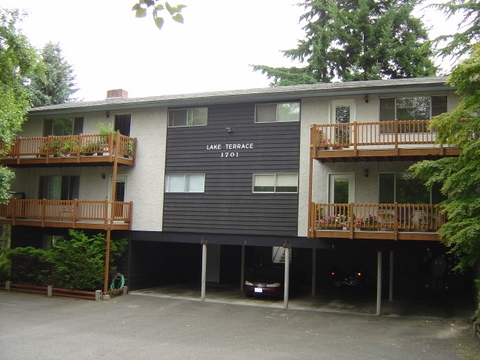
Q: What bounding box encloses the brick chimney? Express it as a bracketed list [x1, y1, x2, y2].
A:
[106, 89, 128, 99]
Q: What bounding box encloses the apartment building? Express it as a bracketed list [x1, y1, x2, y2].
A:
[0, 77, 464, 303]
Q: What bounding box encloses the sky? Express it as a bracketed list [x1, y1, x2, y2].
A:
[1, 0, 462, 102]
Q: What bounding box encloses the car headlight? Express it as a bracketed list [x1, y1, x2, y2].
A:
[244, 280, 253, 286]
[266, 282, 281, 288]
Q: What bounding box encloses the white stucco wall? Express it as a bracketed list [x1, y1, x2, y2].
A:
[125, 107, 167, 231]
[296, 92, 458, 237]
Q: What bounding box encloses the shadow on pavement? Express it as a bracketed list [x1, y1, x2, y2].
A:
[130, 282, 475, 319]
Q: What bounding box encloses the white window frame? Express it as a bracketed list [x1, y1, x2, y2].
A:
[255, 102, 300, 123]
[165, 174, 205, 193]
[168, 108, 208, 127]
[252, 173, 298, 193]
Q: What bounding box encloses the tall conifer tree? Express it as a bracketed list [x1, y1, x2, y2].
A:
[253, 0, 437, 85]
[27, 42, 78, 107]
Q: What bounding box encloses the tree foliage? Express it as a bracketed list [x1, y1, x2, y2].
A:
[253, 0, 437, 86]
[409, 43, 480, 272]
[48, 230, 127, 290]
[430, 0, 480, 60]
[27, 42, 78, 107]
[0, 9, 38, 202]
[2, 230, 127, 290]
[132, 1, 186, 30]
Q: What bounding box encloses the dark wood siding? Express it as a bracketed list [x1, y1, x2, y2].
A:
[163, 102, 300, 236]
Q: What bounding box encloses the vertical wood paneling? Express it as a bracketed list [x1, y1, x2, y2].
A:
[163, 102, 300, 236]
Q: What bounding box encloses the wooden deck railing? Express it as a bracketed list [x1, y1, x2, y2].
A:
[310, 202, 443, 241]
[0, 133, 136, 165]
[0, 198, 132, 230]
[312, 120, 437, 149]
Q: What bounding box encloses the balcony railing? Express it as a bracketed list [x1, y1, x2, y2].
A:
[311, 121, 459, 160]
[0, 133, 136, 166]
[310, 202, 443, 241]
[0, 198, 132, 230]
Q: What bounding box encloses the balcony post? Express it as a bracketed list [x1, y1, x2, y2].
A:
[41, 199, 46, 227]
[11, 198, 16, 226]
[72, 199, 78, 229]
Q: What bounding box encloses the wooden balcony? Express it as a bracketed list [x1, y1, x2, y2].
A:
[0, 133, 137, 167]
[311, 121, 460, 162]
[309, 202, 443, 241]
[0, 198, 132, 230]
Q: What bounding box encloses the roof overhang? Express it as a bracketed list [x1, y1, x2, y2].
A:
[28, 77, 454, 117]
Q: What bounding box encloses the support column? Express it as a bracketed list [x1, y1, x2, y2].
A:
[311, 248, 316, 296]
[283, 245, 291, 309]
[240, 244, 245, 290]
[389, 250, 394, 302]
[376, 251, 382, 316]
[201, 241, 207, 302]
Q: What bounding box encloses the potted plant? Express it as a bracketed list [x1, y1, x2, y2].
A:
[80, 141, 101, 156]
[61, 137, 79, 156]
[98, 122, 119, 145]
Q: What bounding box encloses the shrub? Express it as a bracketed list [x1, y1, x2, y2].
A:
[4, 246, 54, 285]
[3, 230, 127, 290]
[47, 230, 127, 290]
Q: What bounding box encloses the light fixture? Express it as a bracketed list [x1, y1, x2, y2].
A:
[364, 169, 369, 177]
[225, 127, 233, 133]
[105, 111, 110, 118]
[364, 95, 369, 103]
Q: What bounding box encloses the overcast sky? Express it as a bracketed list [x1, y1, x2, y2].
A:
[2, 0, 460, 101]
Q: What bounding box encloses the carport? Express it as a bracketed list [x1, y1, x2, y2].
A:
[127, 231, 469, 315]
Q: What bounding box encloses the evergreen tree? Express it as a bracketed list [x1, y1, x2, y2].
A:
[409, 43, 480, 272]
[27, 42, 78, 107]
[430, 0, 480, 60]
[253, 0, 437, 85]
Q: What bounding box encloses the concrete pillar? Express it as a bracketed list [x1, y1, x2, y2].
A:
[240, 244, 245, 290]
[311, 248, 317, 296]
[47, 285, 52, 296]
[376, 251, 382, 316]
[201, 242, 207, 302]
[389, 251, 394, 302]
[283, 246, 291, 309]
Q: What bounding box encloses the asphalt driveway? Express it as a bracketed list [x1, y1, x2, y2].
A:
[0, 291, 479, 360]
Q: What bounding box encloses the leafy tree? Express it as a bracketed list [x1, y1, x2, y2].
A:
[253, 0, 437, 85]
[430, 0, 480, 60]
[27, 42, 78, 107]
[132, 0, 186, 30]
[409, 43, 480, 273]
[0, 9, 38, 202]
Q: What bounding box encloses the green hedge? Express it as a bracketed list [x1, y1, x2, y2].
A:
[1, 230, 127, 290]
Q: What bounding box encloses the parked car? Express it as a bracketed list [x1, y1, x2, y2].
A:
[243, 263, 304, 298]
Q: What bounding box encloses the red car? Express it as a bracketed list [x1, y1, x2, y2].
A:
[243, 264, 303, 298]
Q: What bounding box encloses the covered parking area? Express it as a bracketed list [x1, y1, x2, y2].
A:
[127, 231, 473, 316]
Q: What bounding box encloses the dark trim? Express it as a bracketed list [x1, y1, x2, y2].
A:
[130, 230, 333, 249]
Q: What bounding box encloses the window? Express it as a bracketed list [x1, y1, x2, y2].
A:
[43, 117, 83, 136]
[379, 96, 447, 132]
[378, 172, 445, 204]
[255, 102, 300, 123]
[165, 174, 205, 193]
[168, 108, 207, 127]
[39, 176, 79, 200]
[253, 173, 298, 193]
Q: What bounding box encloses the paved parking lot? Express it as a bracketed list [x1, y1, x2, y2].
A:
[1, 290, 479, 360]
